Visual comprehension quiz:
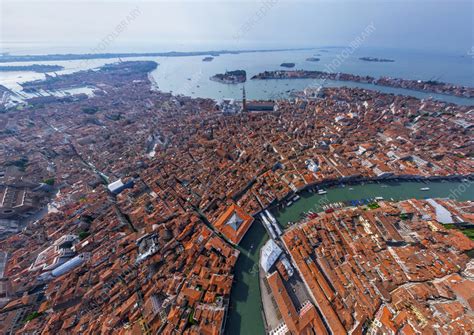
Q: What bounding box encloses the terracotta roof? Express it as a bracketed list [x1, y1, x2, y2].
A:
[213, 204, 254, 244]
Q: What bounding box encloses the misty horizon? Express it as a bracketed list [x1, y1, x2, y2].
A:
[2, 0, 473, 55]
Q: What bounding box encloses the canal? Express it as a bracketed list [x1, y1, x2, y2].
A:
[225, 179, 474, 334]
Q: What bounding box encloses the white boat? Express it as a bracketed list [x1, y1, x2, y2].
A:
[318, 189, 327, 195]
[375, 196, 384, 201]
[420, 187, 430, 191]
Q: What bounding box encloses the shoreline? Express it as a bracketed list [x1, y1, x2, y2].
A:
[210, 70, 247, 85]
[5, 59, 473, 108]
[0, 64, 64, 73]
[251, 70, 474, 99]
[0, 47, 314, 63]
[209, 77, 246, 85]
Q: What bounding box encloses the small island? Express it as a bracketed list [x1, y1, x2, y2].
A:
[202, 57, 214, 62]
[0, 64, 64, 73]
[210, 70, 246, 84]
[359, 57, 394, 63]
[280, 62, 295, 68]
[305, 57, 320, 62]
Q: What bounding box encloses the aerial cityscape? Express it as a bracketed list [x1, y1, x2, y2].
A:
[1, 1, 473, 334]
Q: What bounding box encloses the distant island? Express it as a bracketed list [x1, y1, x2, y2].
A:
[0, 48, 314, 63]
[251, 70, 474, 98]
[280, 62, 295, 68]
[359, 57, 395, 62]
[0, 64, 64, 72]
[305, 57, 320, 62]
[20, 61, 158, 92]
[210, 70, 246, 84]
[202, 57, 214, 62]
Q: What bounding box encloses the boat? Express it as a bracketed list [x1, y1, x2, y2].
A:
[293, 195, 300, 201]
[318, 189, 327, 195]
[348, 187, 354, 191]
[420, 187, 430, 191]
[375, 196, 384, 201]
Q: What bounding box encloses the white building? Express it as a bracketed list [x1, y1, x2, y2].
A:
[260, 239, 282, 273]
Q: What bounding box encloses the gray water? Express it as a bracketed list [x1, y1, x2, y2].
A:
[1, 47, 473, 105]
[151, 48, 474, 105]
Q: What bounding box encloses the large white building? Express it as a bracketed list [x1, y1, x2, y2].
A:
[260, 239, 282, 273]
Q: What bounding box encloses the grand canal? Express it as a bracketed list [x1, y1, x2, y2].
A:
[225, 179, 474, 334]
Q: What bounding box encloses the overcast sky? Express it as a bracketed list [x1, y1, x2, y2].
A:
[1, 0, 473, 54]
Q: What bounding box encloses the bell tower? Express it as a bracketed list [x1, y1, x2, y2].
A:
[242, 86, 247, 112]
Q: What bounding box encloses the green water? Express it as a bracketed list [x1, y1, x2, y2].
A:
[276, 180, 474, 227]
[225, 220, 268, 335]
[225, 180, 473, 334]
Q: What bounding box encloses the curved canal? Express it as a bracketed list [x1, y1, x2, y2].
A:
[225, 179, 474, 334]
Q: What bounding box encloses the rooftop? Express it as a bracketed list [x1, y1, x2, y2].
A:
[213, 204, 254, 244]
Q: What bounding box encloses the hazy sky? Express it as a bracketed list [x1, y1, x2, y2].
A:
[1, 0, 473, 54]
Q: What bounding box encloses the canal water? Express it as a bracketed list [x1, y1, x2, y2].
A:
[225, 180, 474, 334]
